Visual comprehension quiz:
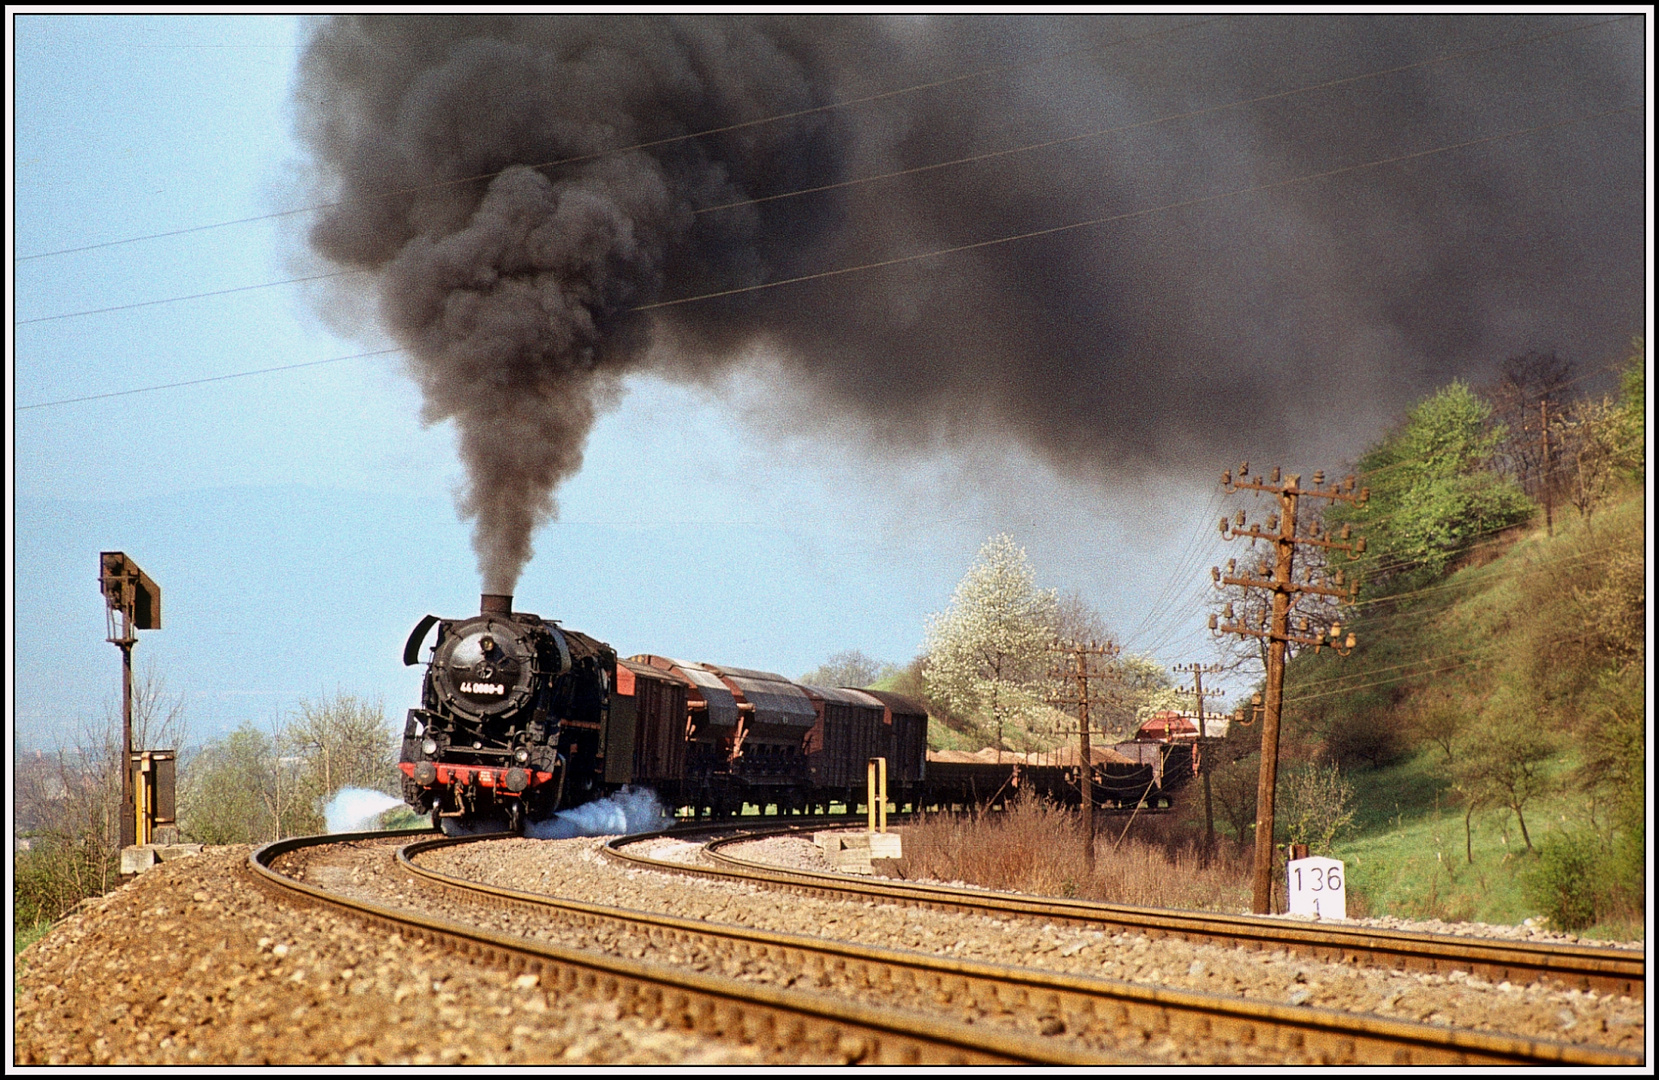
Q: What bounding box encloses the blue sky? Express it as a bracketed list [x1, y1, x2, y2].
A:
[8, 14, 1646, 753]
[9, 14, 1246, 751]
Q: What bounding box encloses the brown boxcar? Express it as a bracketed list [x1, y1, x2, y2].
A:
[705, 664, 818, 799]
[863, 689, 930, 800]
[608, 658, 689, 790]
[801, 685, 887, 792]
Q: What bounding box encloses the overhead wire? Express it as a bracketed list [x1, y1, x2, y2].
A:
[14, 268, 367, 326]
[632, 104, 1641, 313]
[689, 15, 1638, 220]
[23, 104, 1638, 410]
[1279, 655, 1503, 706]
[1202, 505, 1637, 695]
[1193, 448, 1638, 684]
[1119, 485, 1228, 648]
[1128, 366, 1635, 660]
[1281, 642, 1507, 694]
[1270, 619, 1642, 709]
[14, 349, 403, 411]
[1124, 515, 1237, 656]
[15, 18, 1637, 327]
[13, 16, 1228, 264]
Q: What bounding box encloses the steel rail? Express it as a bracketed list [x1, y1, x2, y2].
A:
[398, 832, 1637, 1065]
[604, 822, 1645, 1000]
[245, 830, 1100, 1065]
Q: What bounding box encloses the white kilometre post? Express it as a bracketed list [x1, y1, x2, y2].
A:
[1286, 855, 1346, 919]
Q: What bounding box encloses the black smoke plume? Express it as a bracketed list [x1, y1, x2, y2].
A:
[295, 15, 1643, 591]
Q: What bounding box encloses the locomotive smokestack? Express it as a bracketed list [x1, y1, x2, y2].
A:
[481, 593, 513, 616]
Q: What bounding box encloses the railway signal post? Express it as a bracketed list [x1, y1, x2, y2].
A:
[1047, 640, 1120, 875]
[99, 552, 161, 850]
[1210, 465, 1365, 914]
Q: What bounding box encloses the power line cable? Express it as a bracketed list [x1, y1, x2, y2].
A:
[15, 109, 1639, 425]
[19, 38, 1639, 331]
[14, 268, 366, 326]
[1280, 656, 1501, 706]
[1121, 487, 1227, 647]
[633, 104, 1642, 313]
[691, 15, 1639, 220]
[1284, 642, 1507, 695]
[14, 348, 401, 411]
[13, 17, 1227, 264]
[1210, 523, 1636, 688]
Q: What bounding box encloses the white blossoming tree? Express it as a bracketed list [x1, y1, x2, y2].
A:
[923, 535, 1063, 757]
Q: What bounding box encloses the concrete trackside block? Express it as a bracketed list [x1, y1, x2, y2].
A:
[121, 843, 203, 875]
[814, 831, 900, 872]
[868, 832, 902, 860]
[120, 846, 158, 874]
[815, 832, 874, 874]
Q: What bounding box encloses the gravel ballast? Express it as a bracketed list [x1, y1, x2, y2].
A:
[13, 846, 778, 1066]
[424, 832, 1645, 1054]
[13, 833, 1646, 1064]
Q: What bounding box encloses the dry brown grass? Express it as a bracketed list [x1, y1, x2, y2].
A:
[887, 794, 1253, 912]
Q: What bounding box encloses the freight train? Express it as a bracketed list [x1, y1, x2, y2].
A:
[397, 594, 1188, 833]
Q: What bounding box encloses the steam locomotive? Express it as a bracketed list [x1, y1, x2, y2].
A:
[397, 594, 930, 834]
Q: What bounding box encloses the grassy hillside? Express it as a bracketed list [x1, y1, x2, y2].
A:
[1278, 486, 1644, 939]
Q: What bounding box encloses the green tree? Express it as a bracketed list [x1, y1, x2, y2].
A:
[1206, 748, 1261, 856]
[1278, 762, 1356, 854]
[179, 722, 309, 843]
[923, 535, 1062, 756]
[1334, 381, 1533, 589]
[284, 693, 397, 828]
[1450, 708, 1556, 852]
[799, 649, 899, 688]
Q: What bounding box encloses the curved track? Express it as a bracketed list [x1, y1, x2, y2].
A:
[247, 830, 1099, 1065]
[611, 821, 1644, 999]
[257, 827, 1640, 1065]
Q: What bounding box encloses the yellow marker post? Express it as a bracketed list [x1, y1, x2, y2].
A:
[867, 757, 888, 833]
[867, 757, 901, 860]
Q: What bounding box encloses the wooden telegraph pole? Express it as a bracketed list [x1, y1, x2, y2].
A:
[1209, 465, 1365, 914]
[1540, 398, 1554, 537]
[1047, 640, 1119, 876]
[1172, 662, 1225, 861]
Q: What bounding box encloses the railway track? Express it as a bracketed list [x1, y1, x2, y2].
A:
[255, 828, 1639, 1065]
[248, 830, 1100, 1065]
[611, 820, 1645, 1000]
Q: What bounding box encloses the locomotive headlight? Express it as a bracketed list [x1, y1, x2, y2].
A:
[421, 738, 438, 756]
[515, 748, 530, 764]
